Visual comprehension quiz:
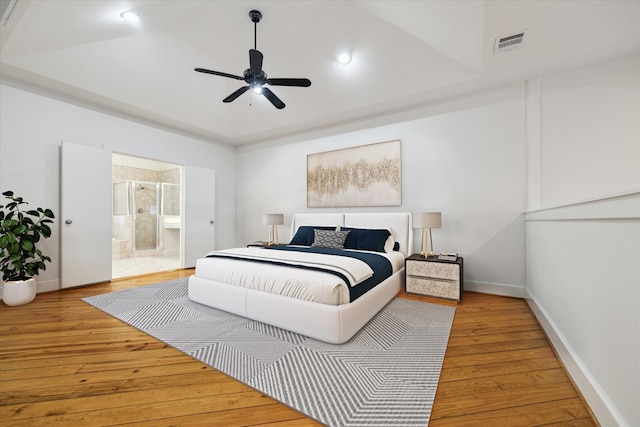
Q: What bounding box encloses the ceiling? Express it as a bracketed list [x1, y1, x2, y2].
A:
[1, 1, 639, 147]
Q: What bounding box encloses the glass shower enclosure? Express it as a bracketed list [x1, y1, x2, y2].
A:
[132, 181, 160, 251]
[112, 179, 180, 256]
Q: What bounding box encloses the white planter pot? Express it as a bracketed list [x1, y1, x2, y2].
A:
[2, 278, 37, 306]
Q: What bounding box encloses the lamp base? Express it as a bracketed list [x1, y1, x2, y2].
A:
[268, 224, 279, 246]
[420, 228, 436, 258]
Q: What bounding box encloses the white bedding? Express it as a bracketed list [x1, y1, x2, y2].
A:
[195, 246, 405, 305]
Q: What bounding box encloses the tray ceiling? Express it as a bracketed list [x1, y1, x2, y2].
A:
[1, 0, 638, 146]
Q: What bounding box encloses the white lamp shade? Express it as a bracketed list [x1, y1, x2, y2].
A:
[413, 212, 441, 229]
[262, 213, 284, 225]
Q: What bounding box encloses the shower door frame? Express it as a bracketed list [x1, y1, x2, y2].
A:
[131, 180, 161, 253]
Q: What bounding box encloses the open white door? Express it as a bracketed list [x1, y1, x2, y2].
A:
[183, 165, 216, 268]
[61, 141, 112, 288]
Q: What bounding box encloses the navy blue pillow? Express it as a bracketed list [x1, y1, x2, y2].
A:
[289, 226, 336, 246]
[340, 227, 391, 252]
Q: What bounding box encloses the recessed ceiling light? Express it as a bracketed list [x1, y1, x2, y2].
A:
[337, 52, 352, 65]
[120, 10, 141, 23]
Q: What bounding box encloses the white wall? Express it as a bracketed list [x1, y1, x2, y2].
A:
[0, 81, 236, 290]
[539, 55, 640, 208]
[526, 54, 640, 427]
[236, 84, 528, 296]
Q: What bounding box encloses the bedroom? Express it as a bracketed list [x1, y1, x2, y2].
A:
[1, 1, 638, 426]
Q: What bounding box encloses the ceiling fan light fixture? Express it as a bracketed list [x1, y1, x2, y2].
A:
[252, 85, 263, 94]
[337, 52, 352, 65]
[120, 10, 141, 23]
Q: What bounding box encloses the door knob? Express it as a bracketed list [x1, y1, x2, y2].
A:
[210, 220, 215, 224]
[65, 219, 72, 225]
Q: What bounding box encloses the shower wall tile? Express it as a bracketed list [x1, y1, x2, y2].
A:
[161, 168, 180, 184]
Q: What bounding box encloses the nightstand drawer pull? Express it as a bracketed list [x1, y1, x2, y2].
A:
[407, 274, 456, 284]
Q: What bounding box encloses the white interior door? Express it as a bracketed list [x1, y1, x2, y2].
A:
[183, 165, 215, 268]
[61, 141, 112, 288]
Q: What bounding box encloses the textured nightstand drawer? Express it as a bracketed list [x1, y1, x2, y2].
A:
[406, 260, 459, 281]
[406, 275, 461, 300]
[405, 256, 463, 301]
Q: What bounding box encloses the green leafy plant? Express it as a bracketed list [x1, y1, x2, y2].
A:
[0, 191, 55, 282]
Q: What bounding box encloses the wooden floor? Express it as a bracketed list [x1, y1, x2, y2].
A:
[0, 270, 598, 426]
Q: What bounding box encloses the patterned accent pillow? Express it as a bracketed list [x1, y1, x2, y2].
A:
[311, 229, 350, 249]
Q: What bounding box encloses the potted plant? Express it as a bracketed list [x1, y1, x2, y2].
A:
[0, 191, 55, 306]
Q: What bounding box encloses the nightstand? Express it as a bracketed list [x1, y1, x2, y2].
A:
[405, 254, 463, 302]
[247, 241, 274, 248]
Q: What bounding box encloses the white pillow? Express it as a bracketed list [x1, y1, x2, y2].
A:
[384, 235, 396, 253]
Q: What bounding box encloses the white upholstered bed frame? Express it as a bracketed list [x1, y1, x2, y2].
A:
[188, 212, 413, 344]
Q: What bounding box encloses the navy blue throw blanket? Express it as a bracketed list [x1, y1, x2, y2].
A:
[265, 246, 393, 302]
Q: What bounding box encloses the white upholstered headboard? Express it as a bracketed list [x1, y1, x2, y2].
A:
[290, 213, 344, 233]
[290, 212, 413, 255]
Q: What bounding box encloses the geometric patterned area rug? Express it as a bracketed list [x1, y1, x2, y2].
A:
[83, 278, 455, 426]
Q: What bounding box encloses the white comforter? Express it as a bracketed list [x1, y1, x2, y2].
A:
[194, 247, 405, 305]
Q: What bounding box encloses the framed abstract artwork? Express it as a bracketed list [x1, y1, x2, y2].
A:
[307, 140, 402, 208]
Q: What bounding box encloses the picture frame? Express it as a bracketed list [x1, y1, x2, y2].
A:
[307, 139, 402, 208]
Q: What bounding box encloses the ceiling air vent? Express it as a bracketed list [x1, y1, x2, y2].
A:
[494, 30, 526, 53]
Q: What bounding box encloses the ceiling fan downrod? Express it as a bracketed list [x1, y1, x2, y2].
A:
[249, 10, 262, 50]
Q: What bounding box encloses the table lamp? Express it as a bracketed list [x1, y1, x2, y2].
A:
[262, 213, 284, 245]
[413, 212, 441, 257]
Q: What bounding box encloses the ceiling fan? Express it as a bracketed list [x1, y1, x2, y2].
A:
[195, 10, 311, 109]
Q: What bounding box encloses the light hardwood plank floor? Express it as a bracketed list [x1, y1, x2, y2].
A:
[0, 270, 598, 426]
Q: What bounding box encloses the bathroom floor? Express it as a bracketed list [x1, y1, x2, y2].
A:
[112, 256, 181, 279]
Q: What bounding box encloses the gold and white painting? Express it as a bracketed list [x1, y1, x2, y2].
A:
[307, 140, 402, 208]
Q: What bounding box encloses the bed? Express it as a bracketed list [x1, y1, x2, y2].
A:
[188, 212, 413, 344]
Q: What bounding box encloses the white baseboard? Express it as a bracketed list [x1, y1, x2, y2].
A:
[36, 279, 60, 293]
[526, 293, 626, 427]
[464, 280, 526, 298]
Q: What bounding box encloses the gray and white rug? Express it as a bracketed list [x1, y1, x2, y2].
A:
[83, 278, 455, 426]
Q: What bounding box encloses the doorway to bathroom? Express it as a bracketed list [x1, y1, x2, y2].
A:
[112, 153, 182, 279]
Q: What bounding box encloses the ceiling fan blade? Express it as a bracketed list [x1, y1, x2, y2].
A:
[267, 78, 311, 87]
[223, 86, 250, 103]
[195, 68, 244, 81]
[261, 87, 285, 109]
[249, 49, 263, 76]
